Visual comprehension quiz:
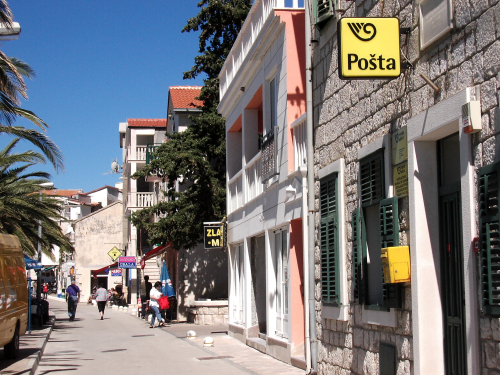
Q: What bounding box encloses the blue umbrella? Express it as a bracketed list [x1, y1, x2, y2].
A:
[24, 254, 43, 270]
[160, 261, 175, 297]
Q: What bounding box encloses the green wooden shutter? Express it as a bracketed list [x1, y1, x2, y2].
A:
[479, 162, 500, 315]
[320, 173, 339, 306]
[352, 208, 365, 304]
[379, 197, 402, 309]
[360, 150, 385, 207]
[313, 0, 335, 25]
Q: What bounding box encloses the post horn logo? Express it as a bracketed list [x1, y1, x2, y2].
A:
[347, 22, 377, 41]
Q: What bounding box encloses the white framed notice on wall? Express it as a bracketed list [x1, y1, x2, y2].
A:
[419, 0, 453, 50]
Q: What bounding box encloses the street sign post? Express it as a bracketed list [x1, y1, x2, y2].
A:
[118, 256, 136, 269]
[108, 246, 122, 262]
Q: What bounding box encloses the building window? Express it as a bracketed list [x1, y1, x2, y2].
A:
[353, 149, 402, 309]
[479, 161, 500, 315]
[231, 243, 245, 324]
[320, 173, 339, 306]
[313, 0, 336, 31]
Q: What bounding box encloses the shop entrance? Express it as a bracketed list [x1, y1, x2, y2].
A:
[438, 133, 467, 374]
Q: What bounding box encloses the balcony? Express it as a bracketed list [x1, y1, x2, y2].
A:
[246, 153, 263, 202]
[146, 143, 163, 164]
[291, 114, 307, 170]
[128, 192, 156, 209]
[220, 0, 304, 100]
[228, 171, 243, 213]
[127, 146, 148, 161]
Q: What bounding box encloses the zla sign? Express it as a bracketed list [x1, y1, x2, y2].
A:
[338, 17, 401, 79]
[204, 223, 226, 249]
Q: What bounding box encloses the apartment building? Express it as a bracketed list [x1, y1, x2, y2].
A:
[219, 0, 308, 368]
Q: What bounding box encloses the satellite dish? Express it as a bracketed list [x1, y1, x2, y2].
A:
[103, 158, 121, 175]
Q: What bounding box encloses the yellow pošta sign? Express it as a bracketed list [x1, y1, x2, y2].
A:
[338, 17, 401, 79]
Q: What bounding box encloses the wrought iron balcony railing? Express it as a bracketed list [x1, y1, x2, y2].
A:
[146, 143, 163, 164]
[261, 127, 279, 183]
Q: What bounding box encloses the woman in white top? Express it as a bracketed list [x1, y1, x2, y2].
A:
[149, 281, 165, 328]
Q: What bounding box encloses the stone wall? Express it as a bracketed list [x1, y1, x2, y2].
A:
[187, 304, 229, 325]
[311, 0, 500, 373]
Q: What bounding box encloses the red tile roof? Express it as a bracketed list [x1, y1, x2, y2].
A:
[169, 86, 203, 109]
[43, 189, 83, 197]
[127, 119, 167, 128]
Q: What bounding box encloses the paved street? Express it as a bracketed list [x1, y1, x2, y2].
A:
[33, 298, 305, 375]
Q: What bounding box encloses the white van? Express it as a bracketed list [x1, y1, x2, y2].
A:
[0, 234, 28, 359]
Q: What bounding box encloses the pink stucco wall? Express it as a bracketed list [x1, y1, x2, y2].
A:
[290, 218, 305, 346]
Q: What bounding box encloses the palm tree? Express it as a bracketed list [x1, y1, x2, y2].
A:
[0, 1, 64, 172]
[0, 139, 73, 257]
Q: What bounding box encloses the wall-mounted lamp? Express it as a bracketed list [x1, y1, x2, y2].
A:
[285, 185, 296, 201]
[168, 113, 173, 120]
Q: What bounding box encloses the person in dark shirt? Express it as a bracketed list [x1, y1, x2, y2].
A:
[65, 280, 80, 321]
[141, 275, 153, 319]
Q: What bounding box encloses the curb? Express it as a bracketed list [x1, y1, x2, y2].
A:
[23, 315, 55, 375]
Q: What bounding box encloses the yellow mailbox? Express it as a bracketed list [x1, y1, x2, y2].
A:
[381, 246, 411, 283]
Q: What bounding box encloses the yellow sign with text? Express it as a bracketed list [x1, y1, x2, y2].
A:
[339, 17, 401, 79]
[393, 161, 408, 198]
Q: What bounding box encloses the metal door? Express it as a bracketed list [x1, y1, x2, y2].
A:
[438, 133, 466, 374]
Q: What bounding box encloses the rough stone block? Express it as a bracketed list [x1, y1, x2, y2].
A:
[482, 317, 493, 339]
[449, 38, 466, 69]
[477, 9, 496, 50]
[455, 0, 471, 28]
[458, 59, 474, 89]
[473, 52, 485, 84]
[471, 0, 489, 20]
[481, 79, 498, 112]
[484, 41, 500, 79]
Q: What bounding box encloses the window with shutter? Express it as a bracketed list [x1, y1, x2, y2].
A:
[313, 0, 335, 28]
[320, 173, 340, 306]
[352, 208, 364, 303]
[479, 162, 500, 315]
[360, 150, 385, 207]
[380, 197, 402, 309]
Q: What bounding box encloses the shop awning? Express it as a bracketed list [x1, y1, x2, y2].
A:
[92, 262, 118, 278]
[24, 255, 43, 270]
[43, 265, 57, 271]
[140, 243, 173, 269]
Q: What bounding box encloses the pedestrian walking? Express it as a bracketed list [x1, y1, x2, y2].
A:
[140, 275, 152, 319]
[43, 283, 48, 299]
[148, 281, 165, 328]
[65, 280, 80, 321]
[95, 284, 110, 320]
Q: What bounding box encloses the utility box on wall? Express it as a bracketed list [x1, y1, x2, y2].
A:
[381, 246, 411, 283]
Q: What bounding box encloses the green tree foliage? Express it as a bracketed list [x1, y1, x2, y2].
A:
[0, 139, 73, 258]
[131, 0, 251, 250]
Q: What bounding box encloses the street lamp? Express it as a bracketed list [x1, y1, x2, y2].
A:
[36, 182, 54, 312]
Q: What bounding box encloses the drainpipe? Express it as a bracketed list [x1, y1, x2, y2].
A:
[300, 164, 310, 373]
[305, 0, 318, 373]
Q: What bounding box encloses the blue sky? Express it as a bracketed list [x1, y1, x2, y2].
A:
[1, 0, 205, 192]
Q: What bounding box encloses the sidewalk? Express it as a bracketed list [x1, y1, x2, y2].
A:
[139, 316, 307, 375]
[0, 316, 55, 375]
[1, 296, 307, 375]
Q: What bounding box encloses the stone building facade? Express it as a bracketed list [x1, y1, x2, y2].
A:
[310, 0, 500, 374]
